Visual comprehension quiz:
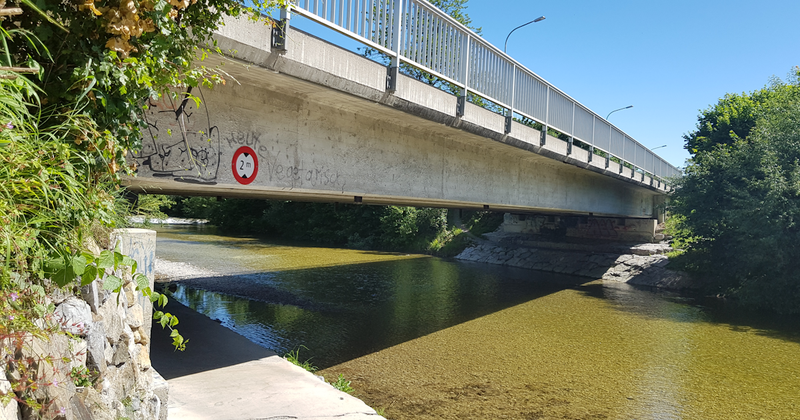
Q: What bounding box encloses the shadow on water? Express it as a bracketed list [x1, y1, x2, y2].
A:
[155, 257, 586, 376]
[576, 281, 800, 346]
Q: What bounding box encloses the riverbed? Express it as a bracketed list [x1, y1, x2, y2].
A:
[155, 225, 800, 419]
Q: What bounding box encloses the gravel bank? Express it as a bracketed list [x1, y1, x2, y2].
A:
[155, 258, 321, 310]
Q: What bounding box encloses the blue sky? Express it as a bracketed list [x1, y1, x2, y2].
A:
[286, 0, 800, 168]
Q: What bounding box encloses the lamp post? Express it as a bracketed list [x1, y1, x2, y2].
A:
[504, 16, 546, 53]
[606, 105, 633, 120]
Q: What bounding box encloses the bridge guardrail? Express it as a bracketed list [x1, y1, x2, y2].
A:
[285, 0, 681, 183]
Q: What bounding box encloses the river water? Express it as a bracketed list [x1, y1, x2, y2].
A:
[155, 226, 800, 420]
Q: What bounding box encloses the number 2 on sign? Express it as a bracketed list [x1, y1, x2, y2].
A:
[232, 146, 258, 185]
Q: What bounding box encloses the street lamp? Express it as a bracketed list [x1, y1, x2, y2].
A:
[504, 16, 546, 53]
[606, 105, 633, 120]
[651, 145, 667, 151]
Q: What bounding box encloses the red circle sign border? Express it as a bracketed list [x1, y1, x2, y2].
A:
[232, 146, 258, 185]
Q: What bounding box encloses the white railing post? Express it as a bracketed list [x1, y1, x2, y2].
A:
[386, 0, 404, 92]
[541, 86, 550, 146]
[505, 65, 516, 134]
[457, 34, 471, 117]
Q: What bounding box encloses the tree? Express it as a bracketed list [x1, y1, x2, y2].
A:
[683, 76, 800, 156]
[670, 69, 800, 313]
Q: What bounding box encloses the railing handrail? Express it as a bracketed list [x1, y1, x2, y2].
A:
[285, 0, 681, 181]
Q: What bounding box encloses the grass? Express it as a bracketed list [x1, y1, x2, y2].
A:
[284, 346, 318, 373]
[434, 231, 475, 257]
[329, 374, 354, 394]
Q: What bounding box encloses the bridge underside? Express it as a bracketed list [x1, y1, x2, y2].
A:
[124, 18, 663, 218]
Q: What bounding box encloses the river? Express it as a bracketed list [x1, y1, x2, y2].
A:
[155, 225, 800, 419]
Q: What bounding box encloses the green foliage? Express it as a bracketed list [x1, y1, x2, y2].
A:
[684, 74, 800, 156]
[284, 346, 318, 373]
[379, 206, 447, 250]
[174, 195, 217, 219]
[197, 198, 451, 253]
[464, 211, 505, 237]
[70, 365, 95, 387]
[670, 70, 800, 313]
[430, 0, 480, 33]
[329, 374, 354, 394]
[133, 194, 176, 219]
[174, 198, 505, 257]
[434, 230, 474, 257]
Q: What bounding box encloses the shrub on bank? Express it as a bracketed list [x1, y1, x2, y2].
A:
[669, 70, 800, 313]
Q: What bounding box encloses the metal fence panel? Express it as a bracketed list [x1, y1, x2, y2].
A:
[635, 143, 645, 169]
[594, 119, 610, 152]
[468, 41, 513, 106]
[610, 128, 624, 158]
[623, 135, 636, 163]
[547, 90, 572, 134]
[573, 106, 593, 144]
[513, 70, 548, 122]
[400, 2, 465, 83]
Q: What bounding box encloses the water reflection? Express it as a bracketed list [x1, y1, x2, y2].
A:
[165, 257, 584, 368]
[156, 226, 800, 419]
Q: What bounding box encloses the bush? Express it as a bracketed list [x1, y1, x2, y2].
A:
[670, 71, 800, 313]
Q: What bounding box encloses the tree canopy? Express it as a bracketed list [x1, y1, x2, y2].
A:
[670, 69, 800, 313]
[683, 77, 800, 156]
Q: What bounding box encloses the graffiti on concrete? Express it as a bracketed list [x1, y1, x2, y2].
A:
[136, 87, 220, 184]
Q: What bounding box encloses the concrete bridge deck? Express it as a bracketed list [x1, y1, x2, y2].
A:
[125, 15, 669, 218]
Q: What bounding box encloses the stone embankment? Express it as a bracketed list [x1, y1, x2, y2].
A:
[456, 232, 694, 290]
[1, 229, 166, 420]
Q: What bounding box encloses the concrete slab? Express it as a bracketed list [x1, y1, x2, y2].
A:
[151, 300, 383, 420]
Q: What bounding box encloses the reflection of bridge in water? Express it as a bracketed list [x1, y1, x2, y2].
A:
[124, 0, 679, 230]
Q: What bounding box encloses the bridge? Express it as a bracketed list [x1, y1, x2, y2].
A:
[124, 0, 680, 228]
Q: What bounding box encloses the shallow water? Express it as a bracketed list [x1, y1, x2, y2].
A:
[156, 225, 800, 419]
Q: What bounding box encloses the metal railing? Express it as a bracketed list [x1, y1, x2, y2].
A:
[285, 0, 681, 182]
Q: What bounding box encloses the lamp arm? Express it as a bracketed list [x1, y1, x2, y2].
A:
[504, 21, 536, 53]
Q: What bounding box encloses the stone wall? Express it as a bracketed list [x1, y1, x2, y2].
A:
[1, 229, 167, 420]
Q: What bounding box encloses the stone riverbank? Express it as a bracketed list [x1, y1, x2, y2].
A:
[455, 232, 695, 290]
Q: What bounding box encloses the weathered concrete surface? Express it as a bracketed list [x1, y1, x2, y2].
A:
[151, 299, 384, 420]
[503, 213, 659, 243]
[124, 15, 666, 218]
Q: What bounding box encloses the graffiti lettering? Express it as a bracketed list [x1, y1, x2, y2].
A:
[225, 131, 261, 148]
[254, 142, 345, 190]
[135, 88, 220, 184]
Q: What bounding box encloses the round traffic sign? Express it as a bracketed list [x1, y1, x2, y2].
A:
[232, 146, 258, 185]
